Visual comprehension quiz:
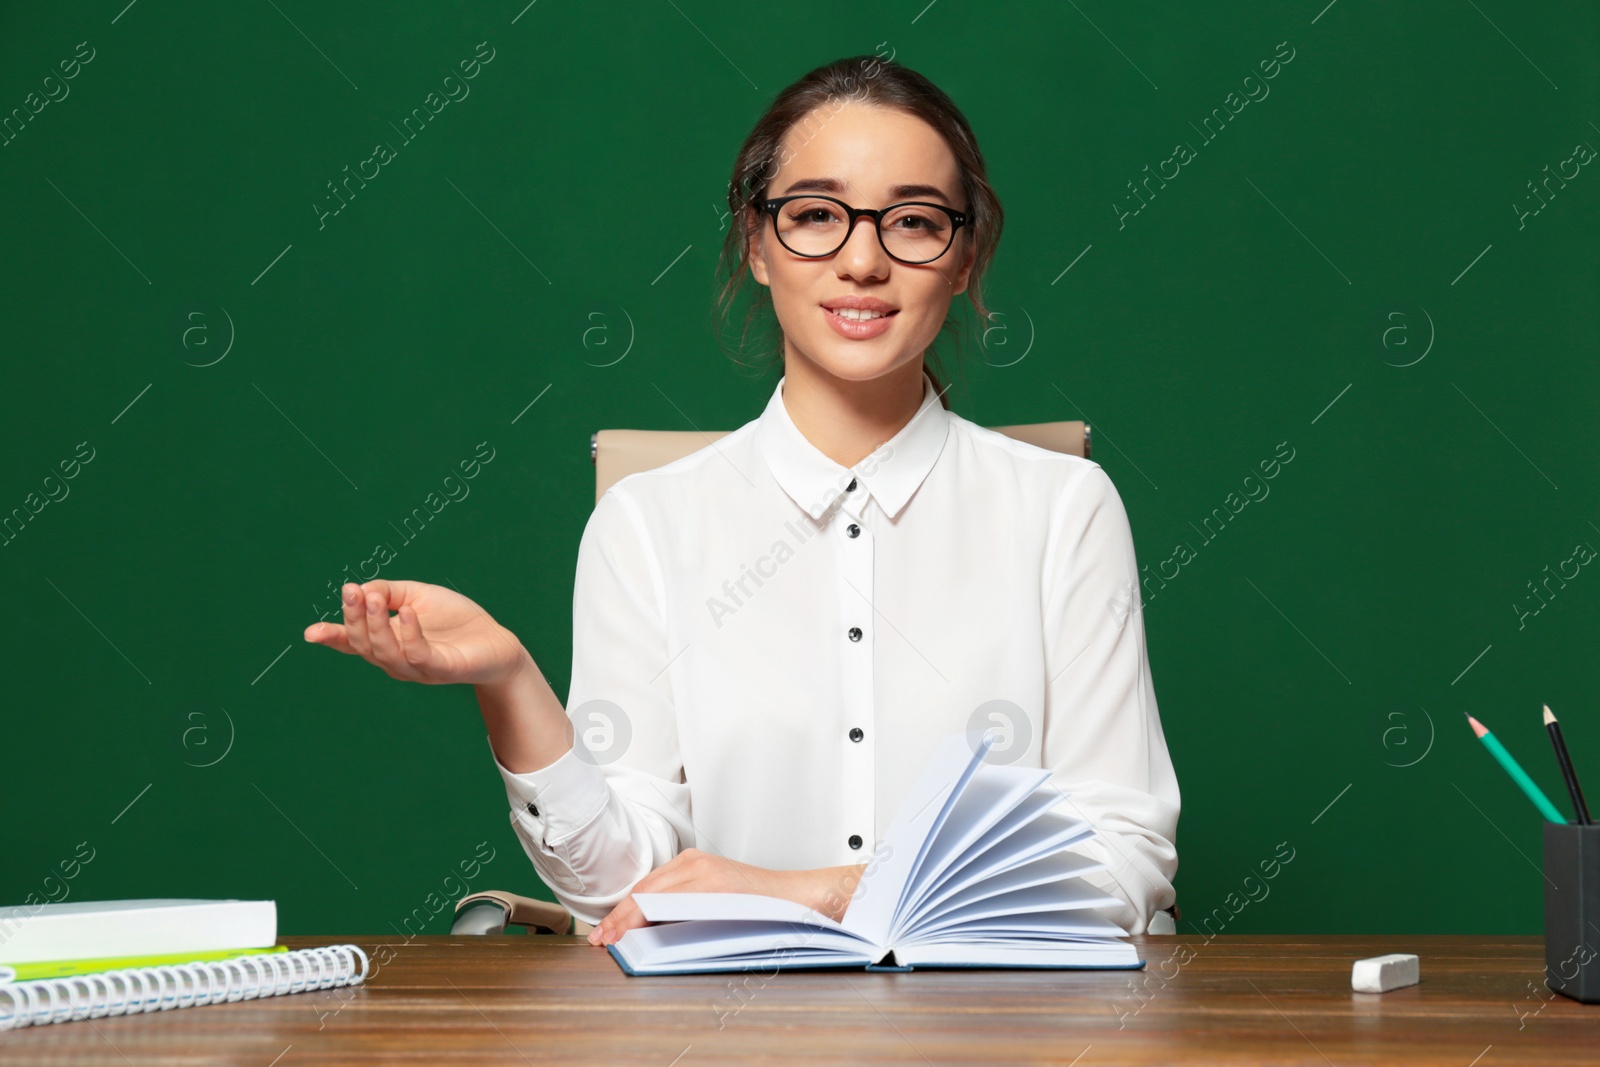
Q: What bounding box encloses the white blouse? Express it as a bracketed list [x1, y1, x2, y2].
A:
[493, 371, 1181, 934]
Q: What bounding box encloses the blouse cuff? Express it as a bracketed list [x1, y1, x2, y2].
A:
[493, 745, 611, 847]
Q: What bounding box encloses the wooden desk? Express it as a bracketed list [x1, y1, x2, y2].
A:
[2, 935, 1594, 1065]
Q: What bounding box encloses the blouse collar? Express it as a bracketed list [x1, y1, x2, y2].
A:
[755, 370, 951, 523]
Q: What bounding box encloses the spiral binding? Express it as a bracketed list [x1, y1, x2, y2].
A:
[0, 944, 369, 1031]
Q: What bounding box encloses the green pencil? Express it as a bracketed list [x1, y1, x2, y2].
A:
[1466, 713, 1568, 824]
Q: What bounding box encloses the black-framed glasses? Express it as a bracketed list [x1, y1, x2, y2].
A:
[761, 194, 969, 265]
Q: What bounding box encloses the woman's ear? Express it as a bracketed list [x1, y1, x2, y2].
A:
[745, 207, 770, 287]
[948, 235, 977, 296]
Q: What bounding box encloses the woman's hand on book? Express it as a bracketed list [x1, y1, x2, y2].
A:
[588, 850, 868, 946]
[303, 580, 529, 688]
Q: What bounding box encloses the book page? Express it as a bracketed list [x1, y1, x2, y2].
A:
[895, 808, 1099, 937]
[614, 897, 877, 974]
[907, 880, 1126, 941]
[611, 921, 870, 966]
[888, 762, 1050, 935]
[838, 731, 994, 945]
[906, 850, 1107, 933]
[611, 919, 876, 974]
[633, 892, 851, 931]
[897, 908, 1131, 943]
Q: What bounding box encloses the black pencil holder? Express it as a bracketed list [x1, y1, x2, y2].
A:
[1543, 821, 1600, 1003]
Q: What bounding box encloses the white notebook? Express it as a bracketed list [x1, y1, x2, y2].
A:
[608, 731, 1145, 975]
[0, 944, 368, 1030]
[0, 899, 276, 965]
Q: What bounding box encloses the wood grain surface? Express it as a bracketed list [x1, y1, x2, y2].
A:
[1, 935, 1594, 1065]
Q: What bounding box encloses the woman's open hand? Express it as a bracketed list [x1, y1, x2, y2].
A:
[588, 850, 867, 946]
[303, 580, 528, 689]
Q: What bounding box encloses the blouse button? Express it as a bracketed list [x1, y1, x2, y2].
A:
[846, 478, 858, 492]
[848, 835, 863, 850]
[848, 627, 862, 642]
[526, 802, 539, 817]
[849, 727, 864, 742]
[847, 523, 860, 538]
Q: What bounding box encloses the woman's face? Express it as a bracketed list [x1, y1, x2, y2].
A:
[747, 102, 975, 386]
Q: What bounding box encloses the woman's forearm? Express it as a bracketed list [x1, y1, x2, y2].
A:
[474, 643, 574, 773]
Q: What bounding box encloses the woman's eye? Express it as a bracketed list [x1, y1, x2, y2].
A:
[894, 214, 939, 232]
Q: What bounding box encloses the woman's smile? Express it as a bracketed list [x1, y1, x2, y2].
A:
[821, 295, 900, 339]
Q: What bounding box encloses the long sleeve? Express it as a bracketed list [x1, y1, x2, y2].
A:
[1041, 464, 1180, 935]
[493, 486, 694, 926]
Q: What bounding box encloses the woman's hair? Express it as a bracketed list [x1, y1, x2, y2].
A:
[713, 55, 1004, 411]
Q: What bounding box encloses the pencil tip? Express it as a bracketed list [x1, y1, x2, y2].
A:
[1544, 704, 1557, 725]
[1465, 714, 1488, 738]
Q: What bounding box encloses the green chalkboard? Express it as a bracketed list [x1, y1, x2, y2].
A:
[2, 1, 1595, 940]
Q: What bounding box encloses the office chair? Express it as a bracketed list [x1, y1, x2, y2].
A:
[452, 416, 1093, 937]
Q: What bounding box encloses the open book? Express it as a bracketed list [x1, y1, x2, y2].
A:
[607, 731, 1145, 975]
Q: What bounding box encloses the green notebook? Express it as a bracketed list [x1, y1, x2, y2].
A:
[4, 944, 287, 982]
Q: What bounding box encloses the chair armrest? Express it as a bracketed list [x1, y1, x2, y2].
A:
[452, 890, 573, 935]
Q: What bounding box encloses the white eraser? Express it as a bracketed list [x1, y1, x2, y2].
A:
[1351, 953, 1419, 993]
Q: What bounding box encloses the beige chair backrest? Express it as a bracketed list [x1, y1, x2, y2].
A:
[592, 421, 1089, 504]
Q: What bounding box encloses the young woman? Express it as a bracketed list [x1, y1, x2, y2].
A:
[305, 55, 1180, 945]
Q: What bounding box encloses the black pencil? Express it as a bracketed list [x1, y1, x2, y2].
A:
[1544, 704, 1591, 826]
